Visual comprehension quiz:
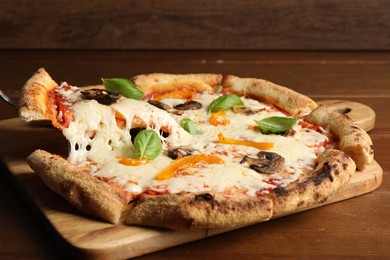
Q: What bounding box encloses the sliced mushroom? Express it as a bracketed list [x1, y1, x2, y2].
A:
[281, 128, 296, 137]
[240, 151, 284, 174]
[167, 147, 199, 159]
[174, 100, 202, 110]
[148, 100, 183, 115]
[80, 88, 122, 105]
[232, 105, 264, 115]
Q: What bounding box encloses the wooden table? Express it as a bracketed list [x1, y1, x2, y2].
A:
[0, 50, 389, 259]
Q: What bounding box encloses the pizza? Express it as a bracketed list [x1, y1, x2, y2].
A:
[18, 68, 374, 229]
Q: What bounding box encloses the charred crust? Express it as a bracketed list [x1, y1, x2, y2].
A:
[194, 193, 214, 204]
[342, 163, 348, 170]
[370, 144, 374, 154]
[318, 196, 328, 203]
[60, 180, 85, 207]
[243, 200, 262, 210]
[273, 187, 289, 196]
[191, 193, 269, 217]
[61, 180, 76, 195]
[312, 162, 334, 185]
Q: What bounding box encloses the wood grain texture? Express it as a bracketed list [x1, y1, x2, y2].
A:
[1, 0, 390, 50]
[317, 100, 376, 132]
[0, 116, 383, 259]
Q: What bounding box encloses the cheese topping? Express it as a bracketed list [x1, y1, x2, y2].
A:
[62, 96, 191, 164]
[56, 84, 330, 197]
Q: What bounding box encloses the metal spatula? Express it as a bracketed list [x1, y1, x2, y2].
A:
[0, 90, 18, 107]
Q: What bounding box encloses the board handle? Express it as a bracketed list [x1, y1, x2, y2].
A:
[317, 100, 375, 132]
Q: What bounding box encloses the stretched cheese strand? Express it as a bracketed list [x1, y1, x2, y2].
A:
[63, 98, 192, 164]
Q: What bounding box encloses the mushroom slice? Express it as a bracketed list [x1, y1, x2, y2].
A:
[174, 100, 203, 110]
[232, 105, 264, 115]
[148, 100, 183, 115]
[167, 147, 199, 160]
[281, 128, 296, 137]
[240, 151, 284, 174]
[80, 88, 122, 105]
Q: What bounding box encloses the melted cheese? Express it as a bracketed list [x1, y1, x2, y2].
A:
[63, 97, 191, 164]
[58, 87, 329, 197]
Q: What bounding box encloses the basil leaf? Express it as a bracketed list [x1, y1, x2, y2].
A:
[180, 118, 202, 135]
[133, 130, 162, 160]
[254, 116, 297, 134]
[208, 94, 244, 113]
[102, 78, 144, 100]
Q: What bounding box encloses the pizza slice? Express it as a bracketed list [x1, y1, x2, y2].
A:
[18, 68, 373, 229]
[19, 68, 225, 224]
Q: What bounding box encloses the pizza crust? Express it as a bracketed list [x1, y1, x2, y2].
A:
[222, 75, 318, 117]
[304, 105, 374, 170]
[127, 149, 355, 229]
[271, 149, 356, 216]
[132, 73, 223, 96]
[18, 68, 58, 124]
[27, 150, 130, 224]
[126, 192, 273, 229]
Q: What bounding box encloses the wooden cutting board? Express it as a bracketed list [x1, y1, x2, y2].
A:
[0, 100, 382, 259]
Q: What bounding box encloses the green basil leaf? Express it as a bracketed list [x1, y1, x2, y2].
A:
[254, 116, 297, 134]
[180, 118, 202, 135]
[133, 130, 162, 160]
[208, 94, 244, 113]
[102, 78, 144, 100]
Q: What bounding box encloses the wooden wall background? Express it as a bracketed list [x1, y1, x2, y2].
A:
[1, 0, 390, 50]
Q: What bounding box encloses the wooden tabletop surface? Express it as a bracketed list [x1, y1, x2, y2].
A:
[0, 50, 389, 259]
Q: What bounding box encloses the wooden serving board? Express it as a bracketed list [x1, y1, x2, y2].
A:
[0, 100, 383, 259]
